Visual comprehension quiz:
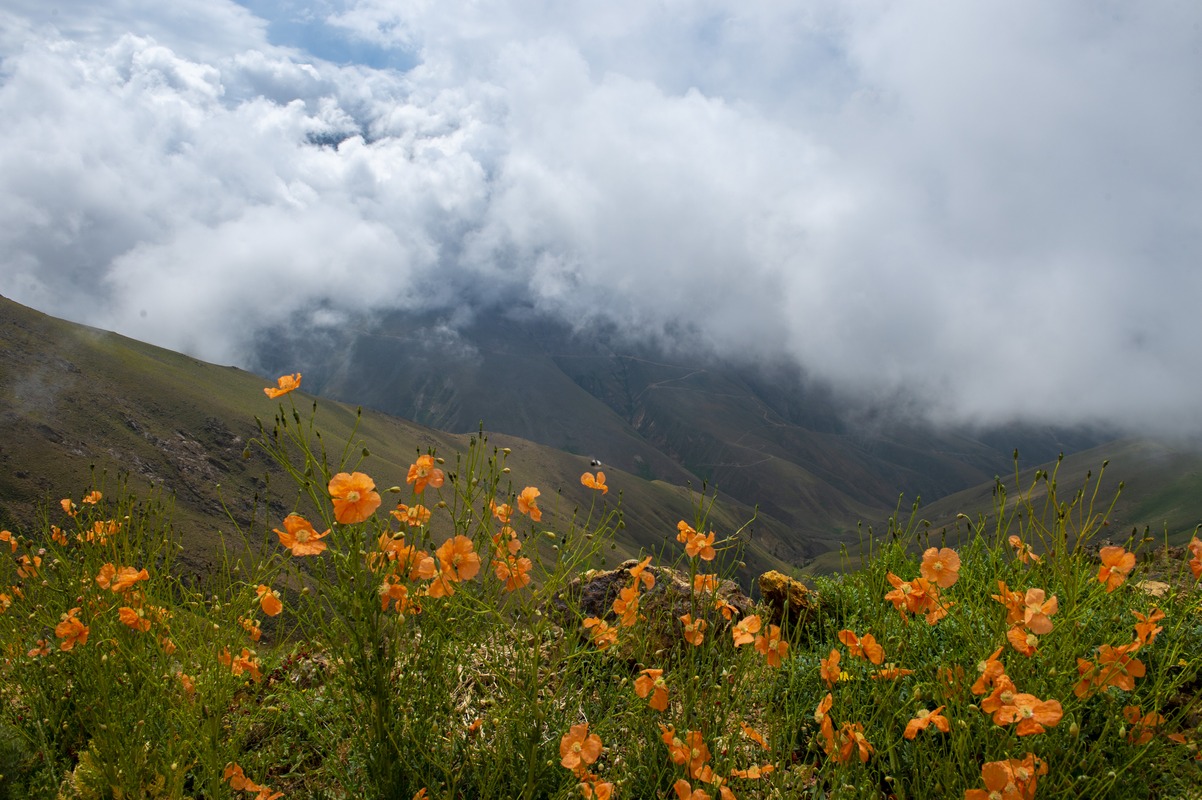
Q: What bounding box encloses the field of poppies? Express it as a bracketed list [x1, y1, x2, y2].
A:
[0, 375, 1198, 799]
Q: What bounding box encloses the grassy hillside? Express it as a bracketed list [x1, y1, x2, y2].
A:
[0, 295, 795, 582]
[807, 439, 1202, 573]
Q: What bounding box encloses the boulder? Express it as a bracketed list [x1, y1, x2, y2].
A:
[758, 570, 819, 630]
[550, 559, 754, 660]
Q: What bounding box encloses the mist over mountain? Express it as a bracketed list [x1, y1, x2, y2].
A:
[4, 1, 1202, 437]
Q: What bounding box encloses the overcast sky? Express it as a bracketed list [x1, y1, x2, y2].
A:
[3, 1, 1201, 432]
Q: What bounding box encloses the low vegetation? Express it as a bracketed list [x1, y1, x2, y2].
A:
[0, 376, 1198, 799]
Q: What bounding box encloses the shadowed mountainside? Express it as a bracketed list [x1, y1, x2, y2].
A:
[256, 306, 1113, 560]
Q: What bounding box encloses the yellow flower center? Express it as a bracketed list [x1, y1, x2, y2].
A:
[347, 490, 361, 503]
[295, 528, 311, 543]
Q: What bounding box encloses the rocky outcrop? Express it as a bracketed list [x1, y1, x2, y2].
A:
[758, 570, 820, 630]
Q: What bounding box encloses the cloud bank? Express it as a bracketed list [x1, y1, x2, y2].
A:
[2, 1, 1201, 432]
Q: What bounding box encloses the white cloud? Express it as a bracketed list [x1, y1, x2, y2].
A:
[2, 0, 1202, 432]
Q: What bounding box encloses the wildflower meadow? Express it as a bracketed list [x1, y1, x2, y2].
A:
[0, 375, 1198, 798]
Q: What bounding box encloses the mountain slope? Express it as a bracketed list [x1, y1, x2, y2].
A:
[0, 296, 795, 581]
[258, 306, 1110, 560]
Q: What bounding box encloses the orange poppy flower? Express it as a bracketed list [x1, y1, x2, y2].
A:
[682, 729, 712, 778]
[740, 721, 769, 750]
[50, 526, 68, 546]
[883, 571, 911, 611]
[328, 472, 382, 524]
[60, 498, 78, 518]
[838, 630, 885, 665]
[1132, 607, 1165, 646]
[1188, 537, 1202, 580]
[672, 780, 711, 800]
[274, 513, 330, 556]
[95, 563, 116, 590]
[517, 487, 542, 521]
[1096, 642, 1145, 691]
[732, 762, 775, 780]
[28, 639, 50, 658]
[1007, 625, 1040, 657]
[559, 723, 603, 772]
[392, 503, 432, 527]
[920, 547, 961, 588]
[1008, 534, 1041, 564]
[755, 624, 788, 667]
[871, 664, 914, 681]
[55, 608, 88, 650]
[903, 706, 949, 739]
[490, 500, 513, 524]
[435, 535, 480, 582]
[612, 585, 641, 627]
[814, 693, 836, 753]
[684, 530, 716, 561]
[177, 671, 196, 697]
[628, 555, 655, 590]
[819, 649, 842, 688]
[980, 675, 1018, 716]
[580, 471, 609, 494]
[111, 566, 150, 593]
[993, 694, 1063, 736]
[1097, 545, 1136, 592]
[680, 614, 707, 646]
[661, 724, 689, 765]
[492, 526, 522, 556]
[693, 574, 719, 593]
[119, 606, 151, 632]
[578, 778, 614, 800]
[264, 373, 301, 398]
[972, 647, 1008, 695]
[0, 593, 11, 614]
[0, 530, 16, 553]
[732, 614, 762, 647]
[378, 578, 421, 615]
[228, 648, 263, 681]
[224, 763, 262, 792]
[1123, 705, 1164, 745]
[82, 490, 102, 505]
[256, 585, 283, 617]
[1021, 588, 1058, 634]
[16, 554, 40, 579]
[835, 722, 873, 764]
[965, 760, 1018, 800]
[713, 596, 738, 620]
[493, 554, 533, 591]
[239, 617, 262, 642]
[634, 668, 669, 711]
[676, 520, 696, 543]
[583, 617, 618, 650]
[1073, 657, 1101, 699]
[409, 551, 438, 582]
[407, 455, 445, 495]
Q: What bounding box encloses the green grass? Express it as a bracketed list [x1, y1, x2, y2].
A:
[0, 391, 1197, 799]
